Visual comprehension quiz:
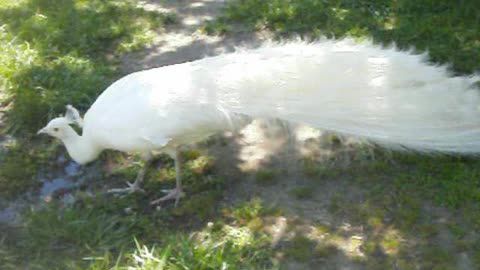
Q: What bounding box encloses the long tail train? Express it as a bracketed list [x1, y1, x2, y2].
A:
[189, 39, 480, 154]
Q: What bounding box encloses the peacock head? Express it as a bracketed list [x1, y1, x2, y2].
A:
[37, 117, 74, 139]
[38, 105, 81, 139]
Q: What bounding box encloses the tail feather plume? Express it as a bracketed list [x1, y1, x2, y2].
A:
[195, 39, 480, 153]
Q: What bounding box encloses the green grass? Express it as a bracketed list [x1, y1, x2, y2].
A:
[0, 198, 275, 269]
[0, 151, 277, 269]
[225, 197, 264, 223]
[321, 153, 480, 212]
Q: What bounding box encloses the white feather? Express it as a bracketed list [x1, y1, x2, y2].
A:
[42, 39, 480, 165]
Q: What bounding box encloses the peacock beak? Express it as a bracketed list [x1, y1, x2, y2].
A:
[37, 127, 47, 135]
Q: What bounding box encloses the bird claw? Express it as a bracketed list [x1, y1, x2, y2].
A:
[107, 181, 145, 194]
[150, 187, 185, 207]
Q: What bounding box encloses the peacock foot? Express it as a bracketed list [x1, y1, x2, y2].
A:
[150, 187, 185, 207]
[107, 181, 145, 194]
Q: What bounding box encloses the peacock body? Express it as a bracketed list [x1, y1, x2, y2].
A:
[39, 39, 480, 203]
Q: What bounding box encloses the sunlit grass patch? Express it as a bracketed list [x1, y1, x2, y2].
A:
[224, 197, 264, 223]
[379, 228, 402, 256]
[184, 151, 215, 175]
[124, 224, 272, 270]
[0, 0, 27, 8]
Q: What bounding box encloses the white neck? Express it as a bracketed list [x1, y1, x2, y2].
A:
[61, 127, 101, 165]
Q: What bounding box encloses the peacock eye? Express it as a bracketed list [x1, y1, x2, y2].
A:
[53, 128, 59, 132]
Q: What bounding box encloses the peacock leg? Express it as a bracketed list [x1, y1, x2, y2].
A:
[107, 153, 152, 194]
[151, 148, 185, 207]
